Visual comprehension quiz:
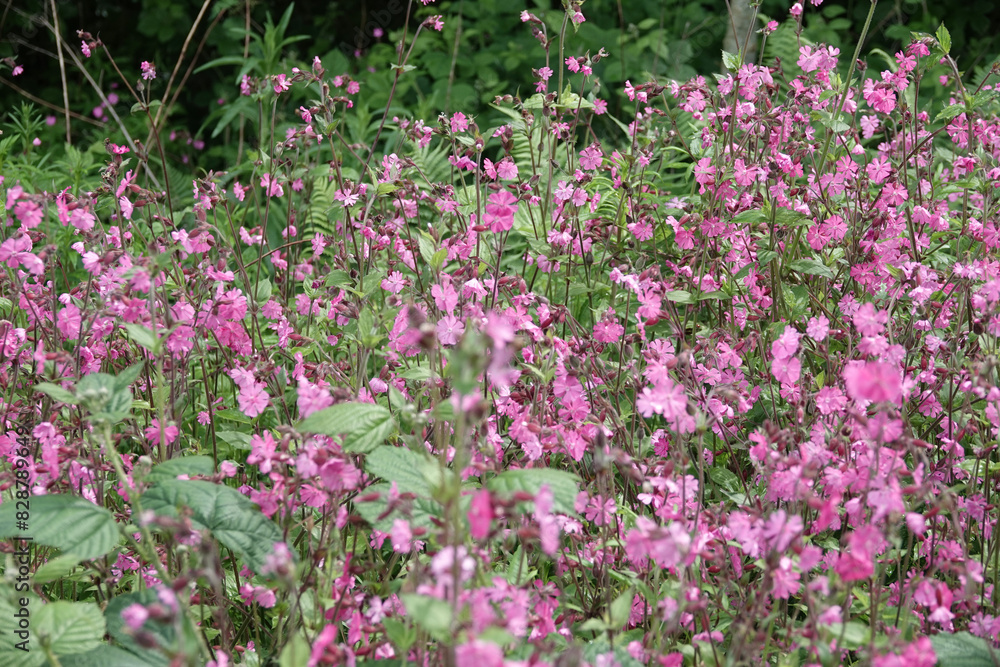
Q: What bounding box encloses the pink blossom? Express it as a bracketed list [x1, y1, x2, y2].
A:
[483, 189, 518, 233]
[843, 361, 902, 403]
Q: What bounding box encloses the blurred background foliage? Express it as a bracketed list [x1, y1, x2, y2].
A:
[3, 0, 1000, 172]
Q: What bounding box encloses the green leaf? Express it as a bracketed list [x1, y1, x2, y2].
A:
[0, 495, 119, 560]
[665, 290, 694, 304]
[299, 403, 396, 453]
[77, 372, 133, 424]
[487, 468, 580, 515]
[33, 554, 83, 584]
[124, 323, 160, 353]
[279, 632, 311, 667]
[105, 590, 194, 666]
[145, 455, 215, 482]
[721, 50, 742, 72]
[400, 593, 452, 639]
[253, 278, 273, 305]
[936, 23, 952, 54]
[930, 632, 998, 667]
[0, 595, 43, 667]
[935, 103, 966, 123]
[141, 479, 282, 572]
[34, 382, 77, 404]
[35, 601, 105, 657]
[364, 446, 435, 495]
[382, 617, 416, 654]
[609, 589, 634, 629]
[787, 257, 834, 279]
[60, 645, 162, 667]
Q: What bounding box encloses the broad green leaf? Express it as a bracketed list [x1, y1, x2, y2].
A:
[665, 290, 693, 304]
[364, 446, 434, 496]
[609, 589, 634, 629]
[33, 554, 83, 584]
[487, 468, 580, 515]
[721, 50, 742, 72]
[299, 403, 396, 453]
[35, 601, 105, 657]
[936, 23, 952, 54]
[0, 595, 44, 667]
[400, 593, 452, 639]
[145, 456, 215, 482]
[279, 632, 311, 667]
[105, 590, 195, 667]
[787, 257, 834, 279]
[253, 278, 273, 305]
[935, 103, 966, 123]
[124, 324, 160, 353]
[930, 632, 998, 667]
[34, 382, 77, 404]
[0, 495, 119, 560]
[141, 479, 282, 572]
[77, 372, 133, 423]
[60, 645, 162, 667]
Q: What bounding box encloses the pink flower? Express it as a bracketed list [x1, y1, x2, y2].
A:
[140, 61, 156, 80]
[12, 65, 23, 76]
[468, 489, 493, 539]
[238, 381, 270, 418]
[144, 419, 179, 446]
[121, 603, 148, 630]
[260, 173, 284, 198]
[483, 189, 518, 233]
[436, 314, 465, 345]
[81, 41, 91, 58]
[843, 361, 902, 403]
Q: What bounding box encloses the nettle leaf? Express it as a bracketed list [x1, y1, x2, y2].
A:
[930, 632, 998, 667]
[60, 645, 162, 667]
[299, 402, 396, 453]
[364, 446, 435, 496]
[487, 468, 580, 515]
[141, 479, 282, 572]
[0, 495, 119, 560]
[0, 595, 43, 667]
[35, 601, 105, 658]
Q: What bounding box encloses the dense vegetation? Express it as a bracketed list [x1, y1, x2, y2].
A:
[3, 1, 1000, 665]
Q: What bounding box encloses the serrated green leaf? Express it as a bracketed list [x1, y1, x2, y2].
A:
[930, 632, 998, 667]
[60, 645, 162, 667]
[35, 601, 105, 657]
[141, 479, 282, 572]
[0, 495, 119, 560]
[365, 446, 434, 495]
[936, 23, 951, 54]
[936, 103, 966, 123]
[299, 403, 395, 453]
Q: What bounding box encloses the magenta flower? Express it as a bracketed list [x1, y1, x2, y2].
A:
[843, 361, 902, 403]
[483, 189, 518, 233]
[140, 61, 156, 80]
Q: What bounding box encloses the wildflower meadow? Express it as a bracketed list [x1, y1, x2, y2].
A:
[2, 0, 1000, 665]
